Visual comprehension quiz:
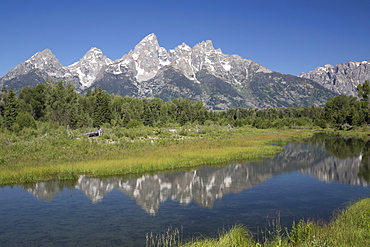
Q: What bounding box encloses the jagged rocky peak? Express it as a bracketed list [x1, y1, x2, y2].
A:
[30, 48, 57, 63]
[193, 40, 218, 53]
[299, 60, 370, 96]
[129, 33, 171, 82]
[131, 33, 161, 57]
[182, 39, 271, 84]
[1, 48, 67, 82]
[171, 42, 192, 54]
[107, 33, 171, 82]
[68, 47, 113, 89]
[169, 39, 221, 81]
[26, 48, 64, 70]
[0, 33, 337, 108]
[78, 47, 112, 65]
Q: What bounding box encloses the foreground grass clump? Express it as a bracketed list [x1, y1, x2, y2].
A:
[0, 124, 312, 185]
[181, 225, 255, 247]
[146, 198, 370, 247]
[176, 198, 370, 247]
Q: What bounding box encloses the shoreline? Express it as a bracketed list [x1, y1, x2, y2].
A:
[0, 127, 313, 185]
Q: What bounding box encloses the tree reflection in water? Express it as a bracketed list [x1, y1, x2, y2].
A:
[305, 132, 370, 183]
[18, 133, 369, 215]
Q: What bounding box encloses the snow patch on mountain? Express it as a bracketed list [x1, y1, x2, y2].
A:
[67, 47, 112, 89]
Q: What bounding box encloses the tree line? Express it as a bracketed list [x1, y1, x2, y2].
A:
[0, 79, 369, 131]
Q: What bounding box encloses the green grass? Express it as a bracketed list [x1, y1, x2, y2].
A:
[181, 225, 255, 247]
[147, 198, 370, 247]
[0, 125, 313, 185]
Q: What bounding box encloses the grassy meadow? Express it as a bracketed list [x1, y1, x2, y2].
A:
[0, 123, 313, 185]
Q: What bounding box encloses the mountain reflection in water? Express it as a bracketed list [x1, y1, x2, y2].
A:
[21, 134, 369, 216]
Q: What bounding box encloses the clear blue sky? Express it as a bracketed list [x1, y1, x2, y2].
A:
[1, 0, 370, 77]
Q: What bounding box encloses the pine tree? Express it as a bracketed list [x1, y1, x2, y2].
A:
[0, 85, 7, 117]
[3, 88, 19, 128]
[45, 81, 67, 124]
[92, 88, 111, 127]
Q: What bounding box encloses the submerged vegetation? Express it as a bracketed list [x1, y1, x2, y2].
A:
[146, 198, 370, 247]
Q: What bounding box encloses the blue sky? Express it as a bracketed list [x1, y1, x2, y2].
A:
[1, 0, 370, 77]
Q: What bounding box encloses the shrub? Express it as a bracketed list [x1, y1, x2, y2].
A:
[126, 119, 144, 129]
[15, 112, 37, 130]
[314, 119, 327, 129]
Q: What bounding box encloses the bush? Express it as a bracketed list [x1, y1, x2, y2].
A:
[314, 119, 327, 129]
[126, 119, 143, 129]
[15, 112, 37, 130]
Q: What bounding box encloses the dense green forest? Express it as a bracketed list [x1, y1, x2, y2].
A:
[0, 79, 369, 132]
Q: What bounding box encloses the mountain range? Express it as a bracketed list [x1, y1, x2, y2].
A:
[299, 60, 370, 96]
[1, 33, 368, 109]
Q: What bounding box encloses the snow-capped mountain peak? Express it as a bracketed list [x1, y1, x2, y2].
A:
[67, 47, 113, 89]
[28, 48, 63, 70]
[128, 33, 171, 82]
[0, 33, 337, 109]
[1, 48, 70, 83]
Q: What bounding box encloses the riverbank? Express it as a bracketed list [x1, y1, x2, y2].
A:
[0, 125, 314, 185]
[178, 197, 370, 247]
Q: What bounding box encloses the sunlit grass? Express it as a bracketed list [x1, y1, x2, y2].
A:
[180, 225, 255, 247]
[151, 198, 370, 247]
[0, 126, 313, 185]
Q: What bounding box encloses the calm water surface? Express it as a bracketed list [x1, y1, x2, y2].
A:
[1, 133, 370, 246]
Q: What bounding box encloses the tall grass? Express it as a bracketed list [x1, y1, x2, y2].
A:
[155, 198, 370, 247]
[182, 225, 255, 247]
[0, 125, 313, 185]
[146, 225, 182, 247]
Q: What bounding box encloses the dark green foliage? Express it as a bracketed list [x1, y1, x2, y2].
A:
[3, 79, 370, 132]
[356, 80, 370, 123]
[313, 118, 327, 129]
[126, 119, 143, 129]
[44, 80, 80, 127]
[3, 88, 19, 128]
[91, 87, 112, 127]
[15, 112, 37, 130]
[357, 80, 370, 102]
[324, 94, 367, 126]
[18, 84, 47, 120]
[0, 85, 7, 119]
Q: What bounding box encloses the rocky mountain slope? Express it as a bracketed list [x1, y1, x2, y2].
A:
[299, 60, 370, 96]
[0, 33, 337, 109]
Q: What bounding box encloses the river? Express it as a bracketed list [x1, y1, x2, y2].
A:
[1, 133, 369, 246]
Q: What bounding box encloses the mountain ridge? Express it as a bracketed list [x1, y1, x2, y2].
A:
[299, 60, 370, 96]
[0, 33, 338, 109]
